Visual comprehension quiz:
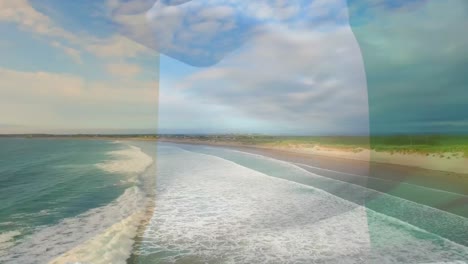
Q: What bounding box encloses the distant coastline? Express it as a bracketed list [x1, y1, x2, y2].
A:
[155, 136, 468, 175]
[1, 134, 467, 175]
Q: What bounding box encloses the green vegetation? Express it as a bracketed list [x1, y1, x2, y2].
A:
[159, 134, 468, 157]
[369, 135, 468, 157]
[2, 134, 467, 157]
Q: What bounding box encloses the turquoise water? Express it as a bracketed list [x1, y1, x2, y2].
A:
[0, 138, 154, 263]
[0, 139, 128, 236]
[179, 144, 468, 247]
[1, 140, 467, 263]
[131, 143, 468, 263]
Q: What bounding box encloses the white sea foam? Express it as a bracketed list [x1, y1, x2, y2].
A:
[96, 145, 153, 175]
[133, 147, 468, 264]
[3, 144, 467, 264]
[0, 231, 21, 253]
[0, 144, 156, 264]
[0, 185, 148, 264]
[49, 209, 144, 264]
[194, 146, 468, 246]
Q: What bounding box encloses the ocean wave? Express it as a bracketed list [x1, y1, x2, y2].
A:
[0, 143, 156, 264]
[96, 145, 153, 175]
[190, 146, 468, 247]
[133, 147, 468, 264]
[50, 211, 144, 264]
[0, 231, 21, 253]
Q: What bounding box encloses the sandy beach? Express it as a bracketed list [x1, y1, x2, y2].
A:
[7, 136, 467, 175]
[157, 138, 468, 175]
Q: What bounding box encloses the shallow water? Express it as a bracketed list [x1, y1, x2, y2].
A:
[0, 138, 154, 263]
[131, 143, 468, 264]
[1, 140, 466, 263]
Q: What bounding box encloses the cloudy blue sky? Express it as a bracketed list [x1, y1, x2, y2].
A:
[0, 0, 159, 134]
[1, 0, 465, 135]
[0, 0, 368, 135]
[148, 0, 369, 135]
[348, 0, 468, 134]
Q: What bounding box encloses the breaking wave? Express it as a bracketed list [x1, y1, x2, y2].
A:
[0, 143, 155, 264]
[96, 145, 153, 175]
[132, 146, 468, 263]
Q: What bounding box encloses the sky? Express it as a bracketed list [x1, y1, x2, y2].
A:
[1, 0, 466, 135]
[0, 0, 159, 134]
[348, 0, 468, 135]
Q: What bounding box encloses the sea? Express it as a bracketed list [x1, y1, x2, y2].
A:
[0, 138, 467, 263]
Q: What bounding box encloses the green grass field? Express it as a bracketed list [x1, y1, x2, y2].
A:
[4, 134, 467, 157]
[172, 135, 468, 157]
[369, 135, 468, 157]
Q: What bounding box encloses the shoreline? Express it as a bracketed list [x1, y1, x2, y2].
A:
[156, 138, 468, 218]
[48, 141, 158, 264]
[3, 135, 466, 175]
[157, 138, 468, 175]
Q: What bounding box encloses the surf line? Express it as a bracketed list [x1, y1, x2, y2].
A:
[293, 162, 466, 197]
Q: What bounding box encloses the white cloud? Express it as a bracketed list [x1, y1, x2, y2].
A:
[120, 0, 353, 67]
[0, 0, 369, 134]
[122, 0, 369, 134]
[0, 0, 78, 42]
[106, 0, 155, 15]
[106, 62, 142, 78]
[0, 0, 159, 132]
[0, 68, 158, 103]
[166, 22, 369, 134]
[0, 0, 155, 61]
[51, 41, 82, 64]
[142, 0, 245, 65]
[0, 68, 158, 131]
[309, 0, 349, 20]
[85, 35, 151, 58]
